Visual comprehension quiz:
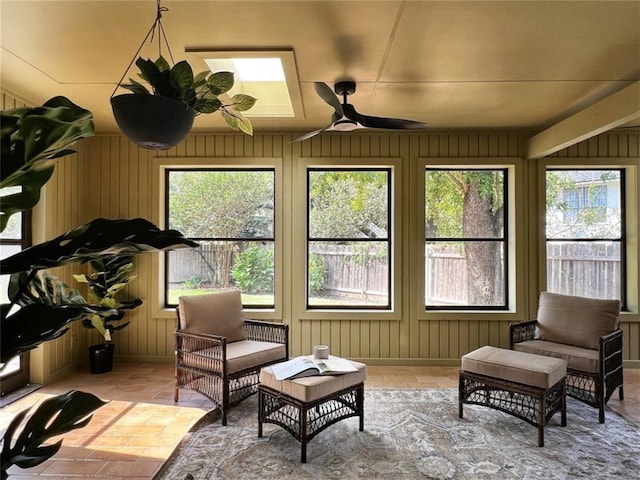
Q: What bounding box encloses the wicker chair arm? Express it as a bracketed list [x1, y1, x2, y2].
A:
[509, 320, 538, 348]
[244, 319, 289, 345]
[176, 329, 226, 345]
[175, 329, 226, 375]
[600, 328, 623, 365]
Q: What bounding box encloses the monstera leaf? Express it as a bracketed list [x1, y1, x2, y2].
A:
[0, 303, 87, 364]
[0, 97, 94, 233]
[1, 390, 107, 478]
[0, 217, 198, 363]
[0, 217, 199, 274]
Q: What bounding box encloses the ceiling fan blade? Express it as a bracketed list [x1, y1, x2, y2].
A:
[358, 113, 429, 130]
[341, 103, 428, 130]
[314, 82, 343, 116]
[291, 124, 332, 143]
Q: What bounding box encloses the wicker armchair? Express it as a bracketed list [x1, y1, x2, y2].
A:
[510, 292, 623, 423]
[175, 290, 288, 425]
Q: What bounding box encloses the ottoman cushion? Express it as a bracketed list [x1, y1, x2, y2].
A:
[260, 358, 367, 402]
[462, 346, 566, 389]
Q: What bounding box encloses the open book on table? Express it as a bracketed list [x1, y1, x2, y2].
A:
[271, 355, 358, 381]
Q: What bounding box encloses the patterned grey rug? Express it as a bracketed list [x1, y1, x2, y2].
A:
[156, 388, 639, 480]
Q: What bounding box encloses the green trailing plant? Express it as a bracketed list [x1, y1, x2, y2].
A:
[73, 255, 143, 341]
[121, 56, 257, 135]
[0, 391, 108, 479]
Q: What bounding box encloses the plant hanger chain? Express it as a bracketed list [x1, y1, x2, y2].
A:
[111, 0, 176, 98]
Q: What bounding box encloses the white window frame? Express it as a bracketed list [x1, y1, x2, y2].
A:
[416, 158, 523, 321]
[293, 157, 402, 321]
[151, 157, 284, 321]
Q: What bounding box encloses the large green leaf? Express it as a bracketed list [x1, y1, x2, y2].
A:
[120, 78, 151, 95]
[0, 166, 54, 233]
[207, 71, 235, 95]
[170, 61, 195, 94]
[0, 97, 94, 233]
[0, 218, 199, 274]
[221, 109, 253, 136]
[230, 93, 257, 112]
[0, 303, 86, 363]
[1, 390, 107, 476]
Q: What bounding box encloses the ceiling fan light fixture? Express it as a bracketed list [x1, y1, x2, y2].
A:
[333, 119, 359, 131]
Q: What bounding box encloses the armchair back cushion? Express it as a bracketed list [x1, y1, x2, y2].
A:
[536, 292, 620, 350]
[178, 290, 246, 342]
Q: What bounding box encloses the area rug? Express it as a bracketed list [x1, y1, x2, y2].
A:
[155, 388, 639, 480]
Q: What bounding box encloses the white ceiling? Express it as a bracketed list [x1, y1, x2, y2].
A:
[1, 0, 639, 137]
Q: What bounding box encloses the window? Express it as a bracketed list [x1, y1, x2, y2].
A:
[0, 188, 31, 396]
[306, 168, 391, 309]
[563, 185, 607, 223]
[546, 169, 625, 304]
[165, 169, 275, 308]
[424, 168, 508, 309]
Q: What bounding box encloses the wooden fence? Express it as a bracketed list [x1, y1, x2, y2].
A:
[169, 242, 622, 302]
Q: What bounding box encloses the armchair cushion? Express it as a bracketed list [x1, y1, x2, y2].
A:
[513, 339, 600, 373]
[178, 290, 246, 342]
[181, 340, 286, 374]
[536, 292, 620, 350]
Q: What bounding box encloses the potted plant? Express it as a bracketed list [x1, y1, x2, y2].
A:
[0, 97, 199, 477]
[73, 255, 143, 373]
[111, 56, 257, 150]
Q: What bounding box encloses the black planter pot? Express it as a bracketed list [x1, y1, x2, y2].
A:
[89, 343, 115, 374]
[111, 94, 196, 150]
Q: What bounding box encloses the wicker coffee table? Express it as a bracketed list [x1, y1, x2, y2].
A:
[258, 358, 367, 462]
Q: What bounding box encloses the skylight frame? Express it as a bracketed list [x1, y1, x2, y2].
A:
[185, 48, 304, 119]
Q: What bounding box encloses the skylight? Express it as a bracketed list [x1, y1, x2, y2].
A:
[187, 49, 303, 118]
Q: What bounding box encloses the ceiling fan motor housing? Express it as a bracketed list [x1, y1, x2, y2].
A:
[334, 81, 356, 96]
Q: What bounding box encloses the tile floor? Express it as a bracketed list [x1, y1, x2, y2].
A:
[0, 362, 638, 479]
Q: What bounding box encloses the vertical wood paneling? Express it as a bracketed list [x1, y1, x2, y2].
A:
[20, 127, 635, 372]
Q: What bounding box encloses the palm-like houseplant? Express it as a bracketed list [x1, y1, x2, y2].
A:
[0, 97, 198, 477]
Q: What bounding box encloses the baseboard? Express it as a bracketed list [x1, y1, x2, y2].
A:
[115, 355, 174, 364]
[111, 356, 640, 368]
[350, 358, 461, 367]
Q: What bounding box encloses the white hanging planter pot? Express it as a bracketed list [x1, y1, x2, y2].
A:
[111, 94, 196, 150]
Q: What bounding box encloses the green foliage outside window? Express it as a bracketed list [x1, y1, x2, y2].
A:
[231, 246, 274, 294]
[308, 253, 327, 295]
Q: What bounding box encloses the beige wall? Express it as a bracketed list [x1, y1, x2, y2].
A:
[2, 90, 638, 382]
[74, 130, 639, 371]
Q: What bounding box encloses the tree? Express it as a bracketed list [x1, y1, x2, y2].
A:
[168, 170, 274, 287]
[425, 170, 504, 306]
[308, 171, 388, 238]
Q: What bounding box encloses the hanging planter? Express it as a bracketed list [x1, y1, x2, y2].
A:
[111, 94, 195, 150]
[110, 0, 257, 150]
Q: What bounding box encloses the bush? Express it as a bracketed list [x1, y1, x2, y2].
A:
[308, 253, 327, 295]
[231, 246, 274, 294]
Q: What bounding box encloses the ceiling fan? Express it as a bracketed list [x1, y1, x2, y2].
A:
[292, 81, 428, 143]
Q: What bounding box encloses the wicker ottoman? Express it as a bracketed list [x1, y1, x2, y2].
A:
[258, 359, 367, 462]
[459, 346, 567, 447]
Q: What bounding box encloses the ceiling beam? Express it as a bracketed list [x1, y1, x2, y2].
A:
[526, 82, 640, 160]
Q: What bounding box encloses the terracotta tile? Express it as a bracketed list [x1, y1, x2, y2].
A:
[41, 460, 104, 475]
[97, 460, 163, 477]
[0, 361, 636, 479]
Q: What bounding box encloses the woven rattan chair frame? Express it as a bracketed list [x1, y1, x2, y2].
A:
[175, 312, 289, 426]
[258, 382, 365, 463]
[459, 370, 566, 447]
[510, 320, 623, 423]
